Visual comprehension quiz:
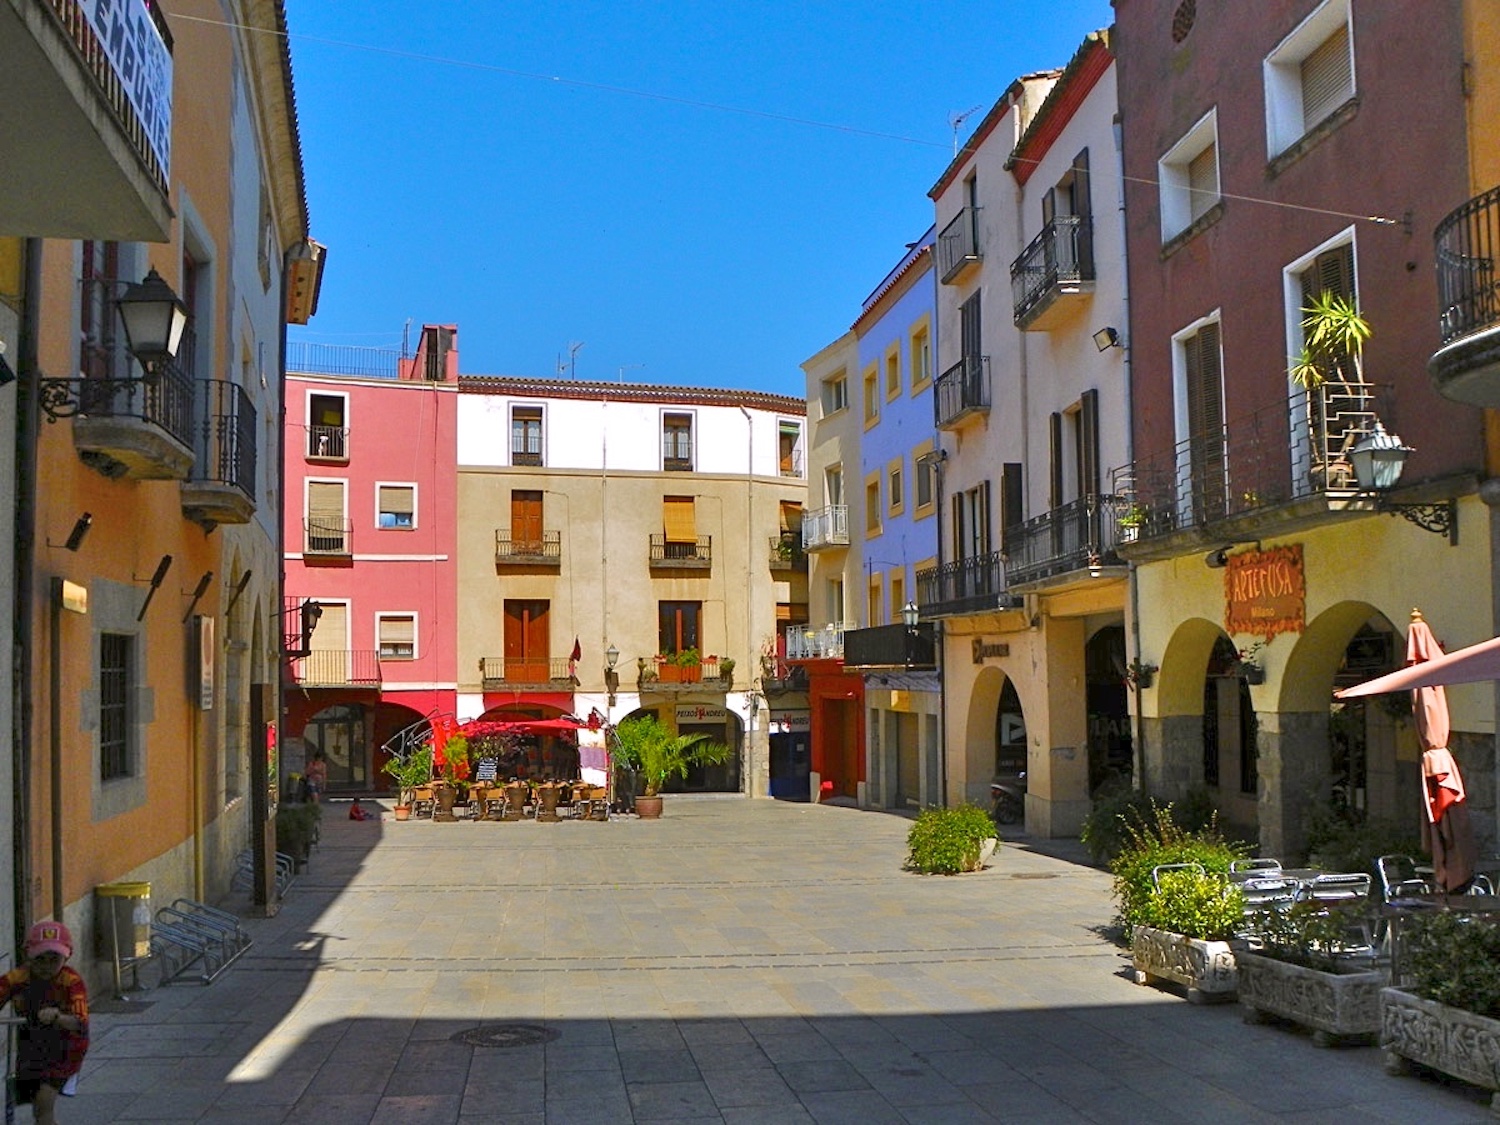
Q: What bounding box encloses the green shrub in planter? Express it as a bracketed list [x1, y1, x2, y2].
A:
[1109, 801, 1247, 942]
[905, 804, 997, 874]
[1137, 869, 1244, 941]
[275, 802, 321, 867]
[1080, 778, 1154, 863]
[1406, 911, 1500, 1020]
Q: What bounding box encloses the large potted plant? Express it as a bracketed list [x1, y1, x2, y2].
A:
[1382, 910, 1500, 1106]
[613, 714, 731, 818]
[1289, 290, 1373, 488]
[381, 744, 433, 821]
[1238, 900, 1385, 1045]
[434, 734, 470, 821]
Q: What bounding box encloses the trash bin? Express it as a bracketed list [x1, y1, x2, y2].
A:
[96, 881, 151, 997]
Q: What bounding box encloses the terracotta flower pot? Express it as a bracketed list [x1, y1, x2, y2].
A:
[635, 794, 664, 819]
[393, 805, 412, 821]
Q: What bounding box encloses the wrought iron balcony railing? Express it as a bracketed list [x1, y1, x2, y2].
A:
[786, 623, 845, 661]
[291, 650, 381, 687]
[937, 206, 982, 283]
[1003, 495, 1121, 587]
[801, 504, 849, 550]
[189, 380, 257, 498]
[662, 438, 694, 471]
[306, 424, 348, 460]
[1010, 215, 1095, 329]
[649, 534, 712, 567]
[916, 552, 1019, 619]
[934, 355, 990, 428]
[305, 516, 353, 556]
[1110, 384, 1386, 544]
[480, 657, 573, 687]
[769, 535, 807, 570]
[495, 529, 562, 566]
[1434, 184, 1500, 346]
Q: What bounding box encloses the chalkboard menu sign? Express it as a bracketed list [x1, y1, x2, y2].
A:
[475, 758, 499, 782]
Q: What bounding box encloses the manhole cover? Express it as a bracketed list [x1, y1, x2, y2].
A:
[451, 1023, 560, 1049]
[1010, 872, 1060, 880]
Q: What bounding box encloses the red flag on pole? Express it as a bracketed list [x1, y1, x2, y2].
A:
[568, 637, 582, 679]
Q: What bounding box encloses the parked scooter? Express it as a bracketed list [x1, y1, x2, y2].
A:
[989, 774, 1026, 826]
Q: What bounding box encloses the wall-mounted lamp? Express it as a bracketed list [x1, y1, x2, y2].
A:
[1205, 540, 1262, 569]
[40, 269, 188, 421]
[48, 512, 93, 552]
[1092, 326, 1122, 352]
[901, 601, 920, 633]
[605, 642, 620, 706]
[181, 571, 214, 622]
[135, 554, 173, 621]
[1348, 422, 1457, 544]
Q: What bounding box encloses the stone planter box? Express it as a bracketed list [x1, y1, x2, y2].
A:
[1237, 951, 1384, 1045]
[1131, 925, 1237, 1003]
[1382, 987, 1500, 1111]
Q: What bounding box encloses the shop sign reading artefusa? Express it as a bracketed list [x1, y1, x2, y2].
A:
[1224, 544, 1305, 640]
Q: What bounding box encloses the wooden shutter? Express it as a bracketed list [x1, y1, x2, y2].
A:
[511, 490, 543, 545]
[379, 485, 413, 517]
[1071, 148, 1094, 275]
[1049, 412, 1064, 510]
[1000, 463, 1023, 552]
[309, 602, 345, 654]
[1187, 143, 1217, 221]
[1080, 389, 1101, 498]
[952, 493, 966, 560]
[779, 501, 803, 533]
[978, 480, 992, 554]
[1301, 24, 1352, 132]
[961, 292, 982, 359]
[663, 496, 696, 543]
[1303, 245, 1355, 303]
[1186, 324, 1227, 523]
[505, 601, 549, 679]
[308, 481, 345, 550]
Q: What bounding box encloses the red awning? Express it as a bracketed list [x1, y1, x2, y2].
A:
[460, 716, 584, 736]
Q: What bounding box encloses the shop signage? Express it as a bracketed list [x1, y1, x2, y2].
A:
[1224, 544, 1305, 640]
[972, 639, 1010, 664]
[81, 0, 174, 177]
[770, 712, 810, 734]
[675, 704, 726, 724]
[195, 614, 215, 710]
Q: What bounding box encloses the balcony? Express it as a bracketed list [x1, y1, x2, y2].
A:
[1430, 186, 1500, 406]
[643, 654, 730, 689]
[51, 358, 196, 480]
[0, 0, 173, 240]
[291, 650, 381, 688]
[479, 657, 574, 690]
[1110, 385, 1389, 561]
[495, 529, 562, 568]
[662, 438, 694, 472]
[1010, 216, 1095, 330]
[916, 552, 1019, 619]
[786, 623, 844, 661]
[180, 380, 257, 527]
[937, 206, 982, 284]
[780, 449, 804, 478]
[801, 504, 848, 551]
[934, 355, 990, 429]
[842, 623, 936, 670]
[769, 534, 807, 571]
[305, 425, 348, 462]
[1003, 495, 1122, 589]
[649, 534, 712, 569]
[304, 516, 353, 559]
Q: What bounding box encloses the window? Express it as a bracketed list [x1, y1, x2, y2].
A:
[662, 495, 699, 559]
[888, 458, 904, 517]
[890, 573, 906, 624]
[658, 601, 701, 654]
[307, 392, 348, 460]
[504, 600, 550, 681]
[863, 365, 879, 425]
[778, 420, 804, 477]
[511, 489, 544, 551]
[915, 455, 934, 510]
[80, 241, 122, 380]
[511, 405, 543, 466]
[867, 574, 883, 627]
[885, 343, 901, 400]
[376, 484, 415, 529]
[1159, 109, 1219, 242]
[663, 412, 694, 471]
[1175, 316, 1227, 524]
[953, 482, 992, 560]
[1287, 237, 1357, 370]
[824, 466, 843, 507]
[828, 578, 845, 626]
[100, 633, 133, 781]
[821, 371, 848, 415]
[306, 480, 349, 554]
[1265, 0, 1354, 157]
[910, 319, 932, 391]
[377, 614, 416, 660]
[865, 473, 882, 536]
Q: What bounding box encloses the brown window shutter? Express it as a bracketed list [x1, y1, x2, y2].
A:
[1049, 412, 1064, 510]
[308, 481, 344, 522]
[1080, 389, 1101, 498]
[1301, 24, 1352, 132]
[663, 496, 697, 543]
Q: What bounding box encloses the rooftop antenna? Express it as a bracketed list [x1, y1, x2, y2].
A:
[949, 105, 982, 155]
[617, 363, 645, 383]
[402, 318, 412, 358]
[567, 341, 584, 380]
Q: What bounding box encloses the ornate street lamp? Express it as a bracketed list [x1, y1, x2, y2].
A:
[114, 268, 189, 378]
[1347, 422, 1456, 543]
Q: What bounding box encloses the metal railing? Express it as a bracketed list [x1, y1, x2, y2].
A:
[1010, 215, 1095, 327]
[786, 623, 845, 660]
[304, 517, 353, 556]
[46, 354, 197, 450]
[916, 552, 1017, 618]
[190, 380, 256, 498]
[801, 504, 849, 549]
[769, 535, 806, 569]
[1110, 384, 1386, 541]
[495, 529, 562, 564]
[287, 341, 403, 379]
[1003, 495, 1120, 586]
[662, 437, 694, 471]
[934, 355, 990, 428]
[305, 425, 348, 460]
[649, 534, 712, 566]
[780, 449, 805, 477]
[937, 206, 982, 282]
[480, 657, 573, 686]
[291, 650, 381, 687]
[1434, 185, 1500, 345]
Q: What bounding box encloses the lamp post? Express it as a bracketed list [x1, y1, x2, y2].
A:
[1347, 422, 1456, 543]
[902, 601, 919, 669]
[605, 643, 619, 707]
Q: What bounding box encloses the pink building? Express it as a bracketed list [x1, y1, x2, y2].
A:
[282, 326, 459, 794]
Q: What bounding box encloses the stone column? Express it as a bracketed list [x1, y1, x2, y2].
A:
[1258, 711, 1331, 860]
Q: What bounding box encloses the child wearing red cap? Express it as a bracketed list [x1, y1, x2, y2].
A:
[0, 921, 89, 1124]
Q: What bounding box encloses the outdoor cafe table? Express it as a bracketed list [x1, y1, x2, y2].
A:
[1382, 892, 1500, 984]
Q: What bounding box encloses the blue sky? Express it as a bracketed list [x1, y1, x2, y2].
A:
[285, 2, 1114, 396]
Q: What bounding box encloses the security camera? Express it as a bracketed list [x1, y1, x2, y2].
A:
[1205, 547, 1231, 569]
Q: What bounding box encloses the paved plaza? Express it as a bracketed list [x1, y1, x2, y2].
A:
[52, 798, 1497, 1122]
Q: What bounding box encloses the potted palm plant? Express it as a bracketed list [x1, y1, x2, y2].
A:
[1289, 290, 1373, 489]
[382, 744, 433, 821]
[613, 714, 731, 818]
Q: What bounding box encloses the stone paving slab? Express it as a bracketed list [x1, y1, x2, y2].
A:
[32, 798, 1498, 1123]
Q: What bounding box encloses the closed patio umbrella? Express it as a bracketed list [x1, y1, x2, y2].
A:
[1404, 610, 1476, 893]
